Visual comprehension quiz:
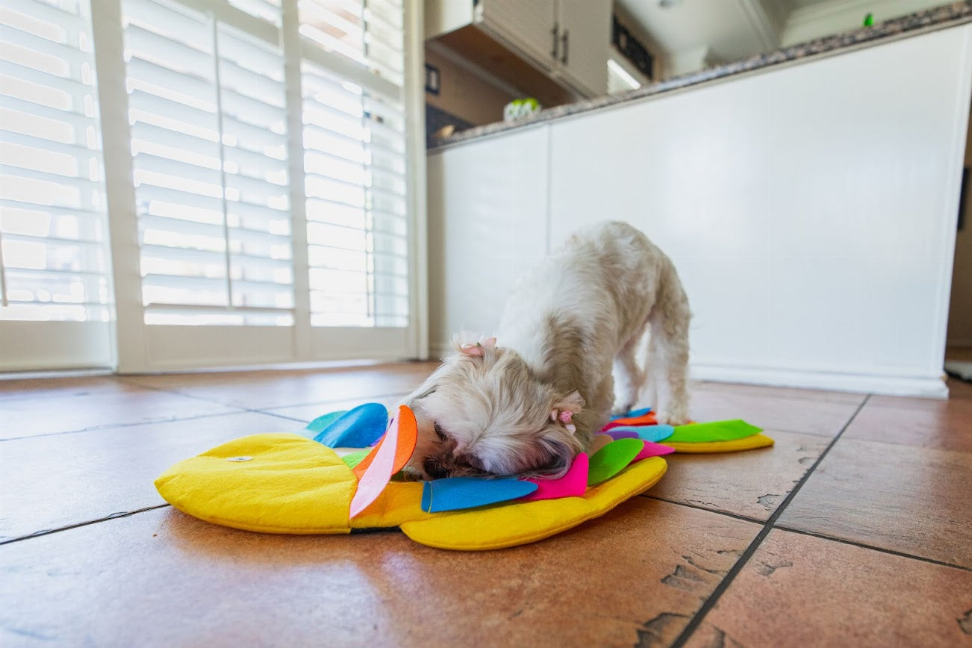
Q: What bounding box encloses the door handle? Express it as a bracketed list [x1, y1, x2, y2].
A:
[551, 23, 559, 59]
[561, 30, 569, 65]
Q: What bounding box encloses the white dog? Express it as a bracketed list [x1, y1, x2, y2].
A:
[403, 221, 691, 480]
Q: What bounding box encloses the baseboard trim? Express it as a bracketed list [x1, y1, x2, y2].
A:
[691, 364, 948, 399]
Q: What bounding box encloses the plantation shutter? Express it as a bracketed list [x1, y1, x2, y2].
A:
[124, 0, 294, 327]
[299, 0, 415, 360]
[0, 0, 113, 371]
[0, 0, 421, 372]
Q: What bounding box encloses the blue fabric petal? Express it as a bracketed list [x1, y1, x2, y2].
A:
[610, 406, 652, 420]
[312, 403, 388, 448]
[305, 410, 348, 433]
[605, 424, 674, 443]
[421, 477, 538, 513]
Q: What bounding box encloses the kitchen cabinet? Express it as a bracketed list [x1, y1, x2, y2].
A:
[427, 0, 611, 99]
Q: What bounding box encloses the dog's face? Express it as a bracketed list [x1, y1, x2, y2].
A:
[403, 342, 584, 480]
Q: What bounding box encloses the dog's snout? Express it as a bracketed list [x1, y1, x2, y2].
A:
[423, 458, 448, 480]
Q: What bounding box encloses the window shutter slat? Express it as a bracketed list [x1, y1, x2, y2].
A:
[0, 0, 109, 323]
[297, 0, 409, 330]
[123, 0, 293, 327]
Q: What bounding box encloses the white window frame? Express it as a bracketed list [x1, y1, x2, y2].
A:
[85, 0, 426, 373]
[0, 0, 116, 372]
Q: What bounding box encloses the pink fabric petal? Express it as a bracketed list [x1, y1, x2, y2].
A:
[520, 453, 589, 501]
[631, 441, 675, 463]
[349, 416, 401, 518]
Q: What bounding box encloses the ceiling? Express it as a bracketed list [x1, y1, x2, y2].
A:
[615, 0, 951, 73]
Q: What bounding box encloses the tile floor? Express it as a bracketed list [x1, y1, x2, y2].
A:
[1, 362, 970, 647]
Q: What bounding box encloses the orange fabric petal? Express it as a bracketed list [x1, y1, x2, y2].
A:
[603, 412, 657, 430]
[352, 405, 417, 479]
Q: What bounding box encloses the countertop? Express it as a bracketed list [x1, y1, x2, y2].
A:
[428, 1, 972, 151]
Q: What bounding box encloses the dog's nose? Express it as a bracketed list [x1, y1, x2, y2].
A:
[423, 459, 448, 479]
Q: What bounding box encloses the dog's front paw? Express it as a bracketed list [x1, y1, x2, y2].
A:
[655, 409, 690, 426]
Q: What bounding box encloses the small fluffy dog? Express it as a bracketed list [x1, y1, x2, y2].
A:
[403, 221, 691, 480]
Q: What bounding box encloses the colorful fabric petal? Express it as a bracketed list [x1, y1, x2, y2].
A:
[339, 449, 370, 469]
[590, 434, 614, 455]
[520, 453, 589, 501]
[632, 441, 675, 462]
[305, 410, 348, 433]
[668, 433, 775, 453]
[352, 405, 417, 479]
[665, 419, 762, 444]
[602, 411, 657, 431]
[587, 438, 644, 486]
[421, 477, 538, 513]
[611, 407, 651, 420]
[607, 424, 674, 443]
[313, 403, 388, 448]
[605, 429, 639, 440]
[348, 406, 418, 518]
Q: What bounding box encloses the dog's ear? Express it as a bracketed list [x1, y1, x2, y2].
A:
[449, 333, 497, 358]
[554, 390, 585, 415]
[550, 390, 584, 434]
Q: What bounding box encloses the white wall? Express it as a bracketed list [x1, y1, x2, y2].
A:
[427, 126, 550, 348]
[428, 24, 972, 397]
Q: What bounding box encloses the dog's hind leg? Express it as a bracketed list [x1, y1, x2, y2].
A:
[612, 323, 648, 417]
[646, 264, 691, 425]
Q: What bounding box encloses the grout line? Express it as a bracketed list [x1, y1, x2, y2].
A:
[670, 394, 872, 648]
[111, 376, 249, 406]
[114, 375, 414, 417]
[257, 392, 411, 414]
[0, 410, 251, 443]
[251, 392, 411, 423]
[642, 492, 972, 574]
[639, 494, 765, 526]
[0, 505, 171, 546]
[773, 524, 972, 573]
[249, 409, 327, 424]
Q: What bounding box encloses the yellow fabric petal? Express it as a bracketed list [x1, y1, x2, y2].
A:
[154, 433, 355, 535]
[667, 433, 775, 454]
[348, 481, 433, 529]
[398, 457, 668, 551]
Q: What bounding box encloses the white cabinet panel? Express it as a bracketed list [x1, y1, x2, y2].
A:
[427, 126, 551, 354]
[547, 26, 972, 395]
[557, 0, 610, 96]
[481, 0, 557, 69]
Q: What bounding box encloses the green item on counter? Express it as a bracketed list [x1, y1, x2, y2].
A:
[863, 13, 874, 27]
[504, 97, 541, 122]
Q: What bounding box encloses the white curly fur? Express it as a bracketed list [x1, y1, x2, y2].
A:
[403, 221, 691, 480]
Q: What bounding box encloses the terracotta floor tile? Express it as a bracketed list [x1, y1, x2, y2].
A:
[843, 395, 972, 453]
[693, 381, 867, 405]
[122, 361, 439, 409]
[777, 438, 972, 568]
[945, 377, 972, 400]
[0, 374, 116, 398]
[0, 378, 239, 440]
[688, 386, 861, 438]
[0, 499, 758, 647]
[0, 412, 303, 542]
[685, 529, 972, 648]
[263, 393, 410, 423]
[647, 430, 829, 521]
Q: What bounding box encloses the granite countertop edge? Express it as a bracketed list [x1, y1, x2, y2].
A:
[428, 2, 972, 151]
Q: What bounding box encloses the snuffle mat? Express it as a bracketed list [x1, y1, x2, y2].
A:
[155, 404, 773, 551]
